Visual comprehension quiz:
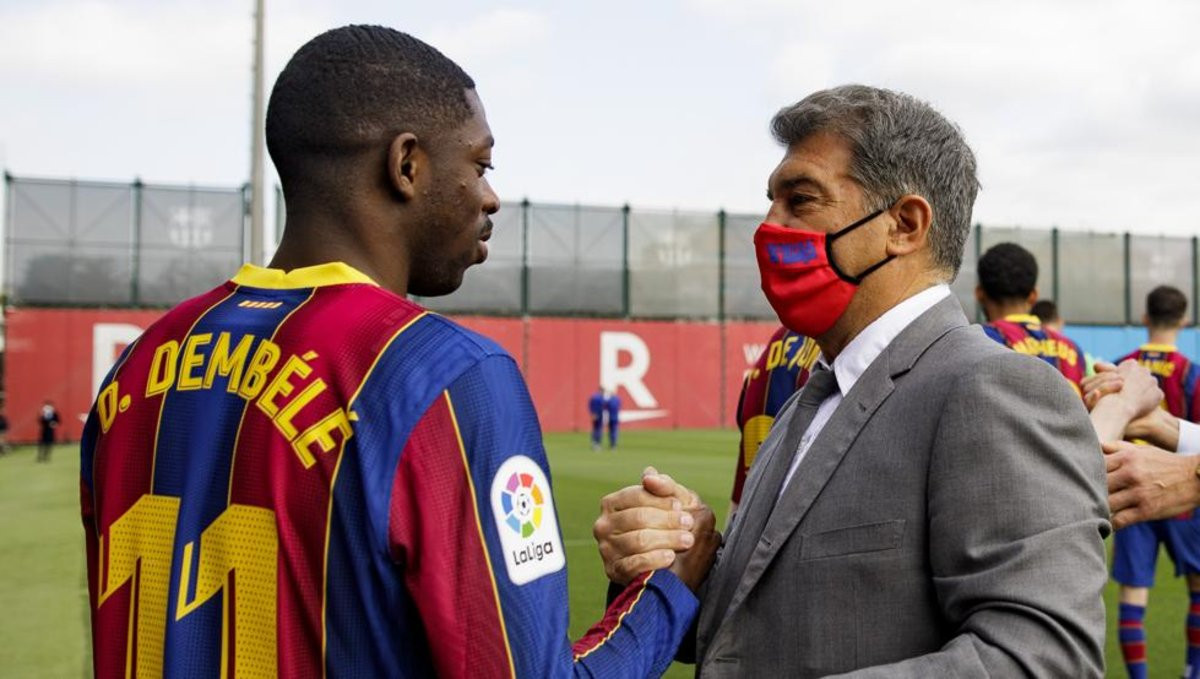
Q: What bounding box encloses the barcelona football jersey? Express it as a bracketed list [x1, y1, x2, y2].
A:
[983, 314, 1086, 392]
[80, 262, 696, 678]
[1118, 344, 1200, 422]
[730, 326, 820, 504]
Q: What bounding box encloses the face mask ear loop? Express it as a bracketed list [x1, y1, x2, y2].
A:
[825, 207, 886, 284]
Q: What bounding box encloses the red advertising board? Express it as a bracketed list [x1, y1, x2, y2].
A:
[3, 308, 783, 442]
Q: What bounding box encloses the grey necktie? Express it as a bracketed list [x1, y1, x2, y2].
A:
[718, 365, 840, 582]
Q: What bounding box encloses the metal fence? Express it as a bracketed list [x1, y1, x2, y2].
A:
[10, 174, 1200, 325]
[5, 174, 246, 306]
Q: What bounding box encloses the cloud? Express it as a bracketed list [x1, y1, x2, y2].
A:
[703, 0, 1200, 234]
[0, 0, 330, 86]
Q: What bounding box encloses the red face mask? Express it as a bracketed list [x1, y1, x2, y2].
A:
[754, 208, 894, 337]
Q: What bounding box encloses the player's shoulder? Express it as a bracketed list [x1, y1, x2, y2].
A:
[414, 313, 513, 363]
[137, 281, 240, 343]
[365, 310, 519, 390]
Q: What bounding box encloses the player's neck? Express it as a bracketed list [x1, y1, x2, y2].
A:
[985, 300, 1031, 322]
[269, 201, 413, 296]
[1147, 327, 1180, 347]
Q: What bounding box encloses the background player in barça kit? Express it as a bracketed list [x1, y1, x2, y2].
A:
[976, 242, 1086, 391]
[727, 325, 818, 525]
[80, 26, 716, 678]
[1111, 285, 1200, 679]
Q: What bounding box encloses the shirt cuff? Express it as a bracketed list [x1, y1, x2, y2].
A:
[1179, 419, 1200, 456]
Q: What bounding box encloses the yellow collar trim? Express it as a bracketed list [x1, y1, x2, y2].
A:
[1004, 314, 1041, 325]
[231, 262, 378, 289]
[1141, 343, 1178, 353]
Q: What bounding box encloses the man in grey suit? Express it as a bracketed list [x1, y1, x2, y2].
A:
[593, 85, 1121, 676]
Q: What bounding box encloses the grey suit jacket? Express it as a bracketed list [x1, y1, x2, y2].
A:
[693, 296, 1110, 678]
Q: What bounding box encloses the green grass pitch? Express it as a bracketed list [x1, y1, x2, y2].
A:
[0, 433, 1191, 677]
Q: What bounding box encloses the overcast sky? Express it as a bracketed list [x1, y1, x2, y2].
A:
[2, 0, 1198, 238]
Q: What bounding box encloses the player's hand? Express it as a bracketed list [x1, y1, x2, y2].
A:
[1125, 407, 1182, 451]
[1087, 360, 1161, 422]
[1081, 361, 1122, 411]
[594, 467, 699, 585]
[669, 501, 720, 592]
[1106, 440, 1200, 530]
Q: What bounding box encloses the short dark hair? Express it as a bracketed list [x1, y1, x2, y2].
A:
[771, 85, 979, 280]
[1031, 299, 1059, 324]
[977, 242, 1039, 302]
[266, 25, 476, 189]
[1147, 285, 1189, 327]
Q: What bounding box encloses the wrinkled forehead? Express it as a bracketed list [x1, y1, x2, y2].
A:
[768, 131, 855, 192]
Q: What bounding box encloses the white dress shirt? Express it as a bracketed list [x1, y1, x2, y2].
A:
[1179, 419, 1200, 455]
[779, 284, 952, 495]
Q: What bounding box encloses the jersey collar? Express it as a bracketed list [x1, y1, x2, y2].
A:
[1003, 313, 1042, 325]
[1140, 343, 1178, 353]
[231, 262, 378, 289]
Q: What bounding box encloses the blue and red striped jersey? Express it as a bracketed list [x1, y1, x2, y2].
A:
[731, 326, 819, 504]
[983, 314, 1086, 393]
[80, 262, 697, 678]
[1117, 344, 1200, 422]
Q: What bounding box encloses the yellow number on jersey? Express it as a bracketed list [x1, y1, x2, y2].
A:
[98, 495, 278, 678]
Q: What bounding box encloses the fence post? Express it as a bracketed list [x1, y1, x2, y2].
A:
[1123, 232, 1132, 326]
[717, 209, 727, 323]
[3, 171, 11, 308]
[1050, 226, 1059, 303]
[521, 198, 531, 317]
[132, 178, 143, 305]
[622, 203, 631, 318]
[973, 223, 983, 322]
[1193, 236, 1199, 327]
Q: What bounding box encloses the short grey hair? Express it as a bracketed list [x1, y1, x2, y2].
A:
[771, 84, 980, 280]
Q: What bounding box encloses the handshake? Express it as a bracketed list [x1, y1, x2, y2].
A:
[592, 467, 721, 589]
[1083, 359, 1200, 529]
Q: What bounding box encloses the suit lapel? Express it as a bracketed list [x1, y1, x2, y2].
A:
[705, 296, 970, 641]
[697, 389, 808, 642]
[721, 364, 895, 618]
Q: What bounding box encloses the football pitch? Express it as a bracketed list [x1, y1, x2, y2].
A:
[0, 432, 1190, 677]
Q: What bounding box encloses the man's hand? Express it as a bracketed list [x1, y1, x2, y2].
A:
[593, 467, 719, 591]
[1106, 440, 1200, 529]
[594, 468, 698, 585]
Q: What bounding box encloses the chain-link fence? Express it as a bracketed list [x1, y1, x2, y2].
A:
[5, 174, 246, 306]
[9, 174, 1199, 325]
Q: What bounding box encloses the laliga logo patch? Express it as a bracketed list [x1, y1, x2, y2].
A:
[490, 456, 564, 585]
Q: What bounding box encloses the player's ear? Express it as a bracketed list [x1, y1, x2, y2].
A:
[1027, 289, 1038, 308]
[974, 285, 986, 305]
[387, 133, 421, 202]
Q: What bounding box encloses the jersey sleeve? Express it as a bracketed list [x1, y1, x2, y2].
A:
[388, 353, 697, 678]
[1183, 361, 1200, 423]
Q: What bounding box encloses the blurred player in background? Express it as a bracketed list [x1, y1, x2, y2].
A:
[37, 399, 59, 462]
[80, 25, 713, 678]
[727, 326, 818, 526]
[604, 388, 621, 450]
[1033, 298, 1098, 375]
[587, 385, 605, 451]
[977, 242, 1086, 392]
[1032, 298, 1064, 333]
[1111, 285, 1200, 679]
